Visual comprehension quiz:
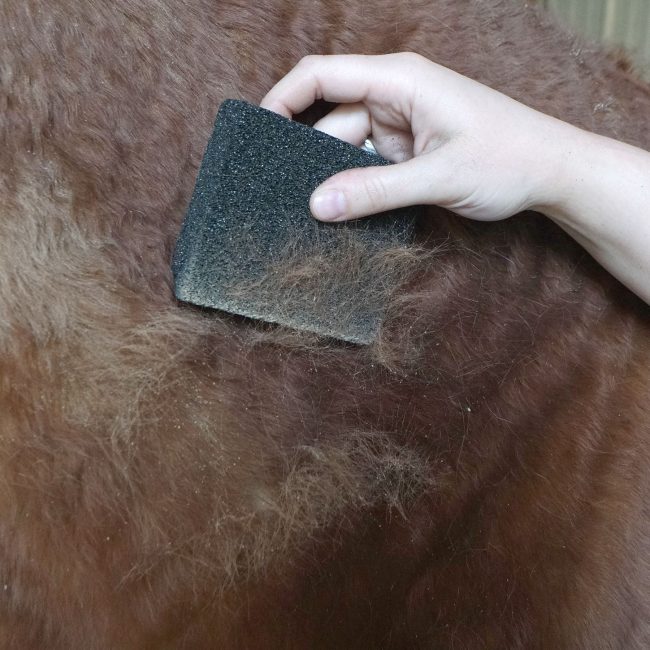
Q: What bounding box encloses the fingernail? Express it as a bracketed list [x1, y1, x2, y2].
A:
[311, 189, 347, 221]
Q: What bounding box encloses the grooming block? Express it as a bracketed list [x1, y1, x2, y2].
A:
[172, 100, 418, 344]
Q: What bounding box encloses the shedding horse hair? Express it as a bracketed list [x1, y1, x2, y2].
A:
[1, 0, 650, 647]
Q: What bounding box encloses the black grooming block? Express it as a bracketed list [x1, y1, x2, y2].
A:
[172, 99, 418, 344]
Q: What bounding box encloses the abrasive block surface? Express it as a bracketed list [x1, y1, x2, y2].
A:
[172, 99, 418, 344]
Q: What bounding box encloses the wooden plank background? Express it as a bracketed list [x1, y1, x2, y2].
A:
[540, 0, 650, 79]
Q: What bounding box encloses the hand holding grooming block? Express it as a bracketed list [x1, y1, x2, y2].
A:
[172, 100, 418, 344]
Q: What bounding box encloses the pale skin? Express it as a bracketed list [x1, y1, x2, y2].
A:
[261, 53, 650, 305]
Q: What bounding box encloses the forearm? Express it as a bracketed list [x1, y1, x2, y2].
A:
[539, 126, 650, 305]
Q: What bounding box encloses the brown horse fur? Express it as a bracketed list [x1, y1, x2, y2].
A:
[1, 0, 650, 647]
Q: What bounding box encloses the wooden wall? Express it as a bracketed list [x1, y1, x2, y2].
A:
[541, 0, 650, 78]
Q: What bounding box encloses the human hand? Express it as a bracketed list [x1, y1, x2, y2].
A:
[261, 53, 575, 222]
[262, 53, 650, 306]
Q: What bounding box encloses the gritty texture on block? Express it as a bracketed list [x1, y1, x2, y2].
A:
[172, 99, 417, 344]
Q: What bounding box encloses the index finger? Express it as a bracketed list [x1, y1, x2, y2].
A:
[260, 53, 410, 118]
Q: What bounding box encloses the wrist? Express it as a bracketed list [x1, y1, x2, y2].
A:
[528, 119, 595, 227]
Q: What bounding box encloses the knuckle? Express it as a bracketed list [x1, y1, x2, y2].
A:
[297, 54, 319, 69]
[396, 51, 424, 65]
[363, 175, 389, 212]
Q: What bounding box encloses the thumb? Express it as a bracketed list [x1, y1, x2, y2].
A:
[310, 157, 434, 221]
